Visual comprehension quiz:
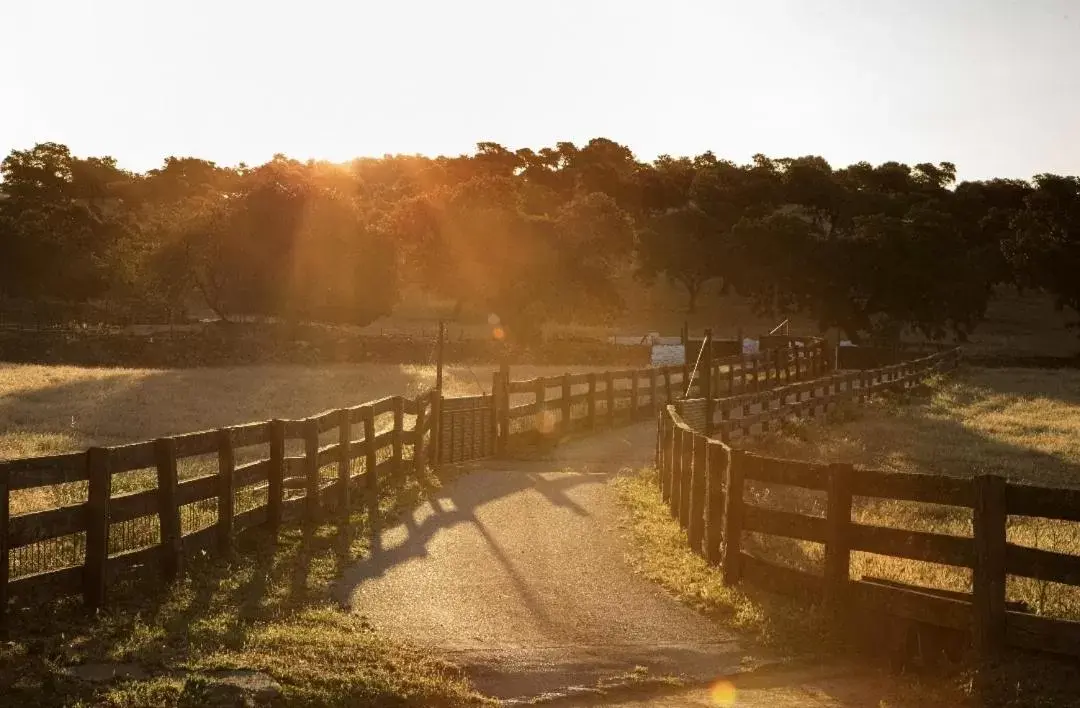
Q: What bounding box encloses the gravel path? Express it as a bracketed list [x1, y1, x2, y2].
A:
[335, 422, 746, 701]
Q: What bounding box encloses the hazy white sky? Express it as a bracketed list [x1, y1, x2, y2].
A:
[6, 0, 1080, 181]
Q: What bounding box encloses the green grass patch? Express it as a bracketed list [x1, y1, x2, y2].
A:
[1, 468, 489, 707]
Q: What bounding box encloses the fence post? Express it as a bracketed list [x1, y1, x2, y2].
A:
[703, 330, 714, 435]
[824, 462, 853, 611]
[217, 427, 235, 550]
[973, 474, 1007, 666]
[605, 371, 615, 426]
[85, 446, 111, 610]
[561, 374, 572, 433]
[722, 449, 746, 585]
[392, 397, 404, 476]
[152, 438, 183, 582]
[705, 441, 727, 565]
[303, 418, 320, 521]
[534, 378, 546, 434]
[669, 426, 683, 516]
[679, 429, 693, 530]
[0, 461, 8, 624]
[689, 435, 708, 555]
[269, 420, 285, 536]
[495, 371, 508, 455]
[664, 368, 672, 403]
[362, 406, 379, 522]
[338, 409, 352, 514]
[414, 400, 427, 475]
[630, 371, 640, 419]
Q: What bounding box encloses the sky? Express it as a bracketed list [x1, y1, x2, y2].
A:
[5, 0, 1080, 182]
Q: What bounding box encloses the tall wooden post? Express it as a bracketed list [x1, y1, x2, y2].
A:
[269, 420, 285, 536]
[689, 435, 708, 555]
[650, 369, 659, 417]
[303, 419, 320, 521]
[534, 377, 546, 434]
[338, 409, 352, 513]
[154, 437, 182, 581]
[824, 463, 853, 612]
[670, 427, 683, 517]
[630, 371, 640, 419]
[722, 450, 746, 585]
[414, 400, 427, 475]
[705, 441, 726, 565]
[362, 406, 378, 517]
[679, 429, 693, 530]
[217, 427, 236, 548]
[392, 397, 404, 476]
[84, 446, 111, 610]
[973, 474, 1007, 665]
[432, 321, 446, 469]
[497, 362, 510, 455]
[702, 329, 714, 435]
[0, 457, 9, 623]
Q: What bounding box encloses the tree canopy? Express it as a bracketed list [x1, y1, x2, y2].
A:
[1, 138, 1078, 342]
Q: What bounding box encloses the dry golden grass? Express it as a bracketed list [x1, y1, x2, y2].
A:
[740, 366, 1080, 619]
[0, 361, 604, 521]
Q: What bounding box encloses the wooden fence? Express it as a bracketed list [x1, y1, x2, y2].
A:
[0, 337, 830, 620]
[657, 346, 1080, 664]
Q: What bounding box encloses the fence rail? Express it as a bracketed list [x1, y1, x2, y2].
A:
[0, 337, 830, 621]
[657, 345, 1080, 665]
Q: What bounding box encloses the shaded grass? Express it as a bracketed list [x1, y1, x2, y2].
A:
[0, 464, 490, 707]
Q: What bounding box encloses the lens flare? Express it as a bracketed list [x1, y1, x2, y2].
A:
[710, 679, 737, 706]
[492, 326, 505, 341]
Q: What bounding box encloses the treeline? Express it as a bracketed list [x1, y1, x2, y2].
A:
[1, 139, 1077, 343]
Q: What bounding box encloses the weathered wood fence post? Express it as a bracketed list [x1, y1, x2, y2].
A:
[587, 373, 597, 430]
[414, 399, 427, 475]
[689, 435, 708, 555]
[84, 446, 111, 610]
[338, 409, 352, 513]
[392, 398, 404, 476]
[705, 440, 726, 564]
[217, 427, 236, 549]
[722, 449, 746, 585]
[303, 419, 320, 521]
[670, 427, 683, 517]
[362, 406, 378, 519]
[973, 474, 1007, 665]
[154, 437, 182, 581]
[534, 378, 546, 434]
[561, 374, 571, 433]
[679, 428, 693, 530]
[605, 372, 615, 426]
[269, 420, 285, 536]
[824, 462, 853, 612]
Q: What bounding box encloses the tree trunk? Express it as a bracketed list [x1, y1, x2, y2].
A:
[684, 280, 701, 314]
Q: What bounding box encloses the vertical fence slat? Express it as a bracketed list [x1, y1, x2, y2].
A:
[630, 371, 640, 419]
[660, 413, 673, 503]
[705, 440, 726, 565]
[84, 447, 111, 610]
[217, 428, 235, 551]
[154, 438, 182, 580]
[269, 419, 285, 536]
[649, 369, 658, 417]
[303, 419, 320, 521]
[495, 371, 508, 455]
[338, 409, 351, 513]
[679, 429, 693, 530]
[362, 406, 378, 516]
[689, 435, 708, 555]
[973, 474, 1007, 663]
[824, 462, 853, 610]
[669, 427, 683, 516]
[722, 449, 745, 585]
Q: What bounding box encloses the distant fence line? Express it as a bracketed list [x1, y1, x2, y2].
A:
[0, 337, 829, 621]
